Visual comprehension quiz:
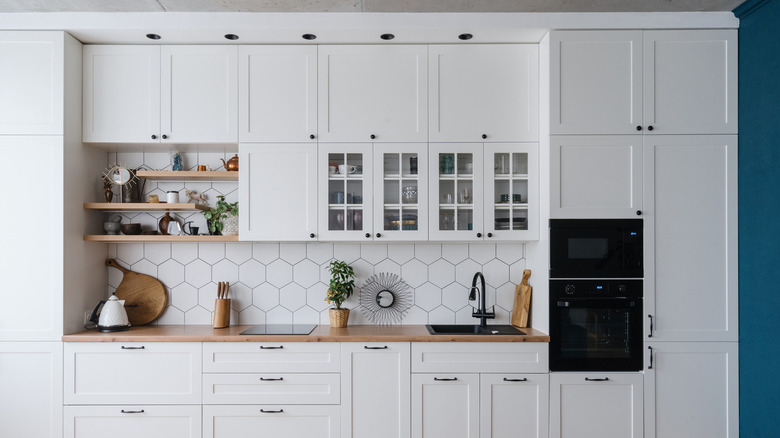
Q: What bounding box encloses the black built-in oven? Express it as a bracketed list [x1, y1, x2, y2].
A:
[549, 219, 643, 279]
[549, 279, 643, 372]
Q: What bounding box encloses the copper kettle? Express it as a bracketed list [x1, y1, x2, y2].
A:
[221, 154, 239, 172]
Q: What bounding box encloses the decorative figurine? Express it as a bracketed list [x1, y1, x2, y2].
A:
[103, 178, 114, 203]
[171, 150, 183, 171]
[186, 189, 207, 205]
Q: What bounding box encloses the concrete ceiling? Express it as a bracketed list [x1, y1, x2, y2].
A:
[0, 0, 748, 13]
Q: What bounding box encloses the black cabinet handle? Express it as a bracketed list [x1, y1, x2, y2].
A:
[370, 134, 376, 139]
[503, 377, 528, 382]
[260, 345, 284, 350]
[151, 135, 157, 139]
[487, 233, 493, 238]
[121, 409, 145, 414]
[636, 126, 642, 131]
[365, 233, 371, 238]
[364, 346, 388, 350]
[260, 409, 284, 413]
[647, 125, 654, 131]
[309, 134, 315, 139]
[162, 134, 168, 139]
[648, 346, 654, 370]
[310, 233, 315, 238]
[121, 346, 145, 350]
[636, 210, 642, 216]
[259, 377, 284, 381]
[376, 233, 381, 238]
[434, 377, 458, 381]
[476, 233, 482, 238]
[648, 314, 654, 338]
[584, 377, 610, 382]
[481, 134, 487, 139]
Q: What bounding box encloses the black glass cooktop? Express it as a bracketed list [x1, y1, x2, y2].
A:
[240, 324, 317, 335]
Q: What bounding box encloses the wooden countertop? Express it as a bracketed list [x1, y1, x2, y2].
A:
[62, 324, 549, 343]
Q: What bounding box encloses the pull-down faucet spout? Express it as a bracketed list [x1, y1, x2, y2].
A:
[469, 272, 495, 327]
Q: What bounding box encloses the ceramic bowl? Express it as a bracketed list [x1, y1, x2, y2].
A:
[120, 223, 142, 235]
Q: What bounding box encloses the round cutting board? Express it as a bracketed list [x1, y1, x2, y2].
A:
[106, 259, 167, 325]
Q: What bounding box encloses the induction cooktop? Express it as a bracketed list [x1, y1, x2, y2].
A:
[239, 324, 317, 335]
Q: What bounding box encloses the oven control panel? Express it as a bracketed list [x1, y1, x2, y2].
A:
[550, 279, 642, 299]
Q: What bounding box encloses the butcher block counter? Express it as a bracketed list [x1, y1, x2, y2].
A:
[62, 324, 549, 342]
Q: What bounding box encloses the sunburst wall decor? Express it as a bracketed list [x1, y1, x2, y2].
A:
[359, 272, 413, 325]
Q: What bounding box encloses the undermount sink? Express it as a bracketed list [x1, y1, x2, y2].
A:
[426, 324, 525, 335]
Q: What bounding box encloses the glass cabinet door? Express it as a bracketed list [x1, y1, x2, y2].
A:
[373, 143, 428, 241]
[318, 144, 373, 241]
[484, 143, 539, 240]
[429, 143, 484, 241]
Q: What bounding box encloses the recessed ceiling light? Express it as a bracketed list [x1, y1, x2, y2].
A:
[458, 33, 474, 40]
[224, 34, 239, 40]
[146, 33, 161, 40]
[302, 34, 317, 40]
[380, 33, 395, 41]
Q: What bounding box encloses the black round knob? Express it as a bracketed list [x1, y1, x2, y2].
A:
[476, 233, 482, 238]
[151, 135, 157, 139]
[636, 126, 642, 131]
[365, 233, 370, 238]
[487, 233, 493, 238]
[162, 134, 168, 139]
[376, 233, 381, 238]
[618, 284, 627, 293]
[370, 134, 376, 140]
[309, 134, 315, 139]
[647, 126, 654, 131]
[636, 210, 642, 216]
[565, 284, 576, 294]
[309, 233, 315, 238]
[481, 134, 487, 139]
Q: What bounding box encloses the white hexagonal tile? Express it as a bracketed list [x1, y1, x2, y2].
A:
[171, 283, 198, 312]
[293, 306, 320, 325]
[116, 151, 143, 167]
[212, 182, 238, 198]
[428, 259, 455, 288]
[401, 259, 428, 288]
[198, 284, 220, 308]
[266, 306, 293, 324]
[184, 306, 212, 325]
[348, 307, 370, 325]
[414, 282, 441, 311]
[455, 306, 475, 324]
[292, 259, 320, 288]
[483, 259, 509, 288]
[131, 259, 157, 277]
[333, 243, 361, 263]
[226, 242, 253, 264]
[108, 266, 123, 288]
[158, 260, 185, 288]
[280, 243, 307, 264]
[360, 243, 387, 265]
[469, 243, 496, 264]
[238, 306, 265, 325]
[266, 260, 293, 288]
[495, 282, 516, 312]
[185, 259, 212, 288]
[496, 243, 524, 265]
[183, 181, 212, 194]
[199, 242, 226, 265]
[403, 306, 429, 324]
[307, 242, 334, 264]
[428, 306, 455, 324]
[455, 259, 482, 286]
[415, 243, 442, 264]
[442, 283, 469, 311]
[157, 182, 186, 193]
[144, 243, 171, 265]
[253, 284, 280, 311]
[373, 259, 401, 276]
[239, 260, 266, 288]
[441, 243, 469, 264]
[116, 243, 144, 265]
[493, 307, 510, 325]
[171, 243, 198, 264]
[280, 283, 306, 311]
[143, 151, 172, 170]
[199, 152, 227, 171]
[509, 260, 529, 285]
[229, 283, 252, 311]
[156, 305, 184, 325]
[387, 243, 414, 264]
[212, 259, 239, 284]
[350, 259, 374, 283]
[306, 284, 330, 312]
[253, 243, 279, 264]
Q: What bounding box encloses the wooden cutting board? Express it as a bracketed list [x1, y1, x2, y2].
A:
[511, 269, 533, 328]
[106, 259, 167, 326]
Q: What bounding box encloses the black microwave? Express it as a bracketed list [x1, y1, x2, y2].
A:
[550, 219, 643, 278]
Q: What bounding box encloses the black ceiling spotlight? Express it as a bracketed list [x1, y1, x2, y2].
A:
[224, 34, 239, 41]
[459, 33, 474, 41]
[302, 34, 317, 40]
[146, 33, 161, 40]
[380, 33, 395, 41]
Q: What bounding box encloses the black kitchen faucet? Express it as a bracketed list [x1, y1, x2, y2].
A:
[469, 272, 495, 327]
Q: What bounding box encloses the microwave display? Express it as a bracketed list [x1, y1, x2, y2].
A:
[550, 219, 643, 278]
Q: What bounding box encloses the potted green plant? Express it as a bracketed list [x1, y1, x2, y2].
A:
[202, 195, 239, 235]
[325, 260, 356, 327]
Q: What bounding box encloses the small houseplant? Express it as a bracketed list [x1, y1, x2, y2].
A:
[325, 260, 356, 327]
[203, 195, 238, 235]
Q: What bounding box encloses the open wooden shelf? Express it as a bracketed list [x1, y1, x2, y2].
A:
[84, 202, 209, 212]
[136, 170, 238, 181]
[83, 235, 239, 242]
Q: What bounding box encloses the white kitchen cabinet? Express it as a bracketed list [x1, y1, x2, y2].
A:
[412, 374, 480, 438]
[64, 405, 201, 438]
[83, 45, 237, 143]
[429, 44, 539, 142]
[480, 374, 549, 438]
[550, 373, 643, 438]
[644, 342, 738, 438]
[203, 373, 340, 405]
[0, 342, 62, 438]
[239, 45, 317, 142]
[318, 144, 374, 241]
[204, 405, 340, 438]
[429, 143, 484, 241]
[64, 342, 202, 405]
[550, 135, 643, 219]
[341, 343, 411, 438]
[411, 342, 549, 374]
[551, 29, 737, 135]
[239, 143, 318, 241]
[0, 32, 64, 135]
[373, 144, 428, 241]
[484, 143, 539, 240]
[203, 342, 341, 373]
[644, 135, 738, 341]
[318, 45, 427, 142]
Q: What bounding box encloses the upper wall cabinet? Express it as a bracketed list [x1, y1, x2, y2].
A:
[239, 46, 317, 143]
[318, 45, 427, 143]
[0, 32, 64, 135]
[551, 30, 737, 135]
[429, 44, 539, 142]
[83, 45, 238, 143]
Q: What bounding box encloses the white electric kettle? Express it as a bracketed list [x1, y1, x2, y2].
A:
[97, 295, 131, 332]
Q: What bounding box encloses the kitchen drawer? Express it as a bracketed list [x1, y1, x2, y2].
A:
[203, 373, 340, 405]
[204, 404, 340, 438]
[64, 342, 202, 405]
[203, 342, 340, 373]
[411, 342, 548, 373]
[64, 405, 201, 438]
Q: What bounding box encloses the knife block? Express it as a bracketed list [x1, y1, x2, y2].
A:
[213, 299, 231, 328]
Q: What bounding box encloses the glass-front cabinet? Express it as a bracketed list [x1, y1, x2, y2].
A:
[318, 144, 373, 241]
[373, 144, 428, 241]
[429, 143, 484, 241]
[484, 143, 539, 240]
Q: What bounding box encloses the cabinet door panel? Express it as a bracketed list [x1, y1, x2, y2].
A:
[643, 30, 737, 134]
[428, 143, 484, 241]
[318, 144, 373, 241]
[480, 374, 549, 438]
[65, 405, 201, 438]
[373, 144, 428, 241]
[484, 143, 539, 240]
[204, 405, 339, 438]
[412, 374, 479, 438]
[239, 143, 317, 241]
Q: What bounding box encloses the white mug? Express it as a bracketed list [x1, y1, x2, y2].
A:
[166, 191, 179, 204]
[338, 164, 357, 175]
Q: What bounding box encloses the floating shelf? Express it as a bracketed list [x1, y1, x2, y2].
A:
[83, 235, 239, 242]
[84, 203, 208, 212]
[136, 170, 238, 181]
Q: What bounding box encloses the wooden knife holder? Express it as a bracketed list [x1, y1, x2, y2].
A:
[213, 299, 231, 328]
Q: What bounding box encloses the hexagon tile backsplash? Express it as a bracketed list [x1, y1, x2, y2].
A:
[106, 242, 527, 326]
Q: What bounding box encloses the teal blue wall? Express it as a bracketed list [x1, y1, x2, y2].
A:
[734, 0, 780, 436]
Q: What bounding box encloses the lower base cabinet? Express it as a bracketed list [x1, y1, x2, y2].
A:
[480, 374, 549, 438]
[412, 374, 480, 438]
[550, 373, 643, 438]
[64, 405, 201, 438]
[204, 405, 340, 438]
